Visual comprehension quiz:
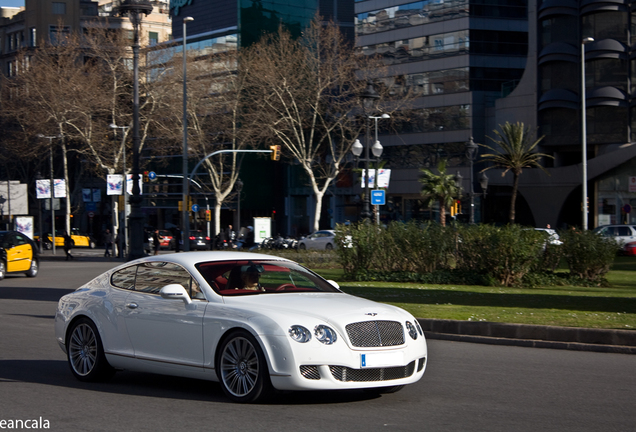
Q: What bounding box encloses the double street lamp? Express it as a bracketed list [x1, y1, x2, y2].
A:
[116, 0, 152, 259]
[353, 82, 381, 221]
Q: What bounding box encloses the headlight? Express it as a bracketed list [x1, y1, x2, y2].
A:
[415, 320, 423, 336]
[289, 325, 311, 343]
[314, 325, 337, 345]
[406, 321, 418, 340]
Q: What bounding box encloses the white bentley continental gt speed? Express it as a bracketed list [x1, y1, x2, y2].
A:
[55, 252, 427, 403]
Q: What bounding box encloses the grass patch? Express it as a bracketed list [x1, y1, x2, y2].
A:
[313, 256, 636, 330]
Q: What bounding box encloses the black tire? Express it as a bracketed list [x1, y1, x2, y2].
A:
[43, 241, 52, 250]
[0, 261, 5, 280]
[217, 330, 271, 403]
[67, 317, 114, 382]
[299, 243, 306, 250]
[89, 240, 96, 249]
[325, 243, 333, 251]
[25, 258, 38, 278]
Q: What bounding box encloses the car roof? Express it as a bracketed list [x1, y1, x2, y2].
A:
[126, 251, 293, 267]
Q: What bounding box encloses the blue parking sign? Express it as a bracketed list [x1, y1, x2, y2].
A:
[371, 190, 385, 205]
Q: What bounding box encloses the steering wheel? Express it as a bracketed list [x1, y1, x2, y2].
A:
[276, 283, 295, 292]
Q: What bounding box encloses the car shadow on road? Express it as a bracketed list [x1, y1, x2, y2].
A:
[0, 359, 379, 405]
[0, 287, 74, 302]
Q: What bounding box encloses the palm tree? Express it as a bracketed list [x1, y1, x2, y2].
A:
[480, 122, 552, 223]
[419, 159, 462, 227]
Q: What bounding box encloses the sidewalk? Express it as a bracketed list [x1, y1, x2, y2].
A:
[39, 250, 636, 354]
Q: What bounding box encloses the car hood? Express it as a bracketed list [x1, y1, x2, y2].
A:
[222, 292, 411, 326]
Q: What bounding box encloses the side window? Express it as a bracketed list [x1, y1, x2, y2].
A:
[14, 234, 27, 246]
[111, 265, 137, 290]
[134, 262, 201, 298]
[617, 227, 631, 236]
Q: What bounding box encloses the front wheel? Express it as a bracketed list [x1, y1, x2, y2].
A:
[217, 330, 271, 403]
[325, 243, 333, 251]
[25, 258, 38, 277]
[298, 243, 306, 250]
[67, 318, 114, 382]
[89, 240, 96, 249]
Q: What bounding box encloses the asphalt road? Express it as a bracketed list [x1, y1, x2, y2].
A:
[1, 259, 635, 431]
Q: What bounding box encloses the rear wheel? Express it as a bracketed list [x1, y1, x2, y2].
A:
[325, 243, 333, 251]
[0, 261, 5, 280]
[67, 318, 114, 382]
[217, 330, 271, 403]
[25, 258, 38, 278]
[299, 243, 306, 250]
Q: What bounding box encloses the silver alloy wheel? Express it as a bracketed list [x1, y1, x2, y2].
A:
[69, 323, 98, 377]
[220, 336, 259, 397]
[25, 259, 38, 277]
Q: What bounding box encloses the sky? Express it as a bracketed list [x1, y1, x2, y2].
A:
[1, 1, 24, 7]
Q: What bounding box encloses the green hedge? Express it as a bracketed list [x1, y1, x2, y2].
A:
[334, 222, 620, 286]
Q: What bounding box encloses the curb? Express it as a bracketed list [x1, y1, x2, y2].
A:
[418, 318, 636, 354]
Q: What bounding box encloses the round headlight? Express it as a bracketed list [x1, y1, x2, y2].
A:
[314, 325, 337, 345]
[406, 321, 418, 340]
[289, 325, 311, 343]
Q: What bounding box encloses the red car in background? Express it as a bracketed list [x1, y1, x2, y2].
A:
[157, 230, 173, 248]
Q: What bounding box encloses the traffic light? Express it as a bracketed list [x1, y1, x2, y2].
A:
[143, 171, 149, 182]
[205, 209, 211, 221]
[270, 145, 281, 161]
[178, 200, 183, 211]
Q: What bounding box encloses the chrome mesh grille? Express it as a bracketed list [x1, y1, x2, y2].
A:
[345, 320, 404, 347]
[299, 365, 321, 380]
[330, 361, 415, 382]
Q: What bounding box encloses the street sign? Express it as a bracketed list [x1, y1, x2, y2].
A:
[191, 204, 199, 212]
[148, 171, 157, 181]
[371, 190, 386, 205]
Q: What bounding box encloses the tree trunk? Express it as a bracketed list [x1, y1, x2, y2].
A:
[312, 190, 324, 233]
[509, 172, 520, 224]
[439, 199, 446, 227]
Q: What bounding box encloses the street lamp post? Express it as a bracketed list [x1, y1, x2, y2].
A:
[465, 137, 478, 224]
[116, 0, 152, 259]
[368, 113, 389, 225]
[355, 82, 380, 221]
[182, 16, 194, 252]
[581, 37, 594, 230]
[110, 124, 130, 257]
[37, 134, 60, 254]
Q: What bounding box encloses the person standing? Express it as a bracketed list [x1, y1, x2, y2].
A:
[63, 231, 73, 261]
[103, 229, 113, 257]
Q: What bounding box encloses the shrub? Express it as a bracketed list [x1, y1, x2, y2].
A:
[560, 229, 619, 282]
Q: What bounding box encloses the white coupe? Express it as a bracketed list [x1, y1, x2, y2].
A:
[55, 252, 428, 403]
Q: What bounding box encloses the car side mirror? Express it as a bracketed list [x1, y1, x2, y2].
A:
[160, 284, 192, 305]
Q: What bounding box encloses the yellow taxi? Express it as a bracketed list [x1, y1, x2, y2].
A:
[0, 230, 39, 280]
[38, 228, 96, 250]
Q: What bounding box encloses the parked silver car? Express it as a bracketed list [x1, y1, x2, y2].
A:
[592, 224, 636, 245]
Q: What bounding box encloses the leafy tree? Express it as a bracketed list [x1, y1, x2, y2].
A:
[480, 122, 552, 224]
[419, 159, 461, 227]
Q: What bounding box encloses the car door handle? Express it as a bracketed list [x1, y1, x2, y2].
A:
[126, 303, 139, 309]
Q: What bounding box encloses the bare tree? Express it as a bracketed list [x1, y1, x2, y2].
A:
[244, 19, 394, 232]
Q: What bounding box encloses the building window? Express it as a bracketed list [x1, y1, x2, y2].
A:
[30, 27, 36, 47]
[49, 26, 70, 45]
[52, 2, 66, 14]
[149, 31, 158, 46]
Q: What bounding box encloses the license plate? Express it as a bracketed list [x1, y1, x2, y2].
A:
[361, 352, 404, 368]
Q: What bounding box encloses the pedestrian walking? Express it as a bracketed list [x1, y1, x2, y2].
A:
[152, 230, 160, 255]
[63, 231, 73, 260]
[103, 229, 113, 257]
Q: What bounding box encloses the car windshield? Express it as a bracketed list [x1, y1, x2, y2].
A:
[195, 259, 341, 296]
